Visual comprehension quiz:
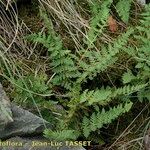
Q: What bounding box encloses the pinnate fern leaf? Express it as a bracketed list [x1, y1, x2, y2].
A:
[27, 31, 80, 89]
[82, 102, 133, 138]
[80, 83, 147, 106]
[116, 0, 133, 23]
[78, 28, 134, 83]
[122, 71, 136, 84]
[85, 0, 113, 48]
[44, 129, 79, 141]
[112, 84, 147, 97]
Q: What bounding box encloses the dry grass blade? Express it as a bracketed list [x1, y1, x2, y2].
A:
[38, 0, 90, 51]
[0, 0, 47, 128]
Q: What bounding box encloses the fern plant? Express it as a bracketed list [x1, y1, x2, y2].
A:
[25, 2, 150, 143]
[26, 11, 80, 90]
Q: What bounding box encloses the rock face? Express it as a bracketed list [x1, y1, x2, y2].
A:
[0, 83, 50, 139]
[0, 83, 13, 131]
[0, 104, 51, 139]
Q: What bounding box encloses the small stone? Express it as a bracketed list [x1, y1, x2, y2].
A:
[144, 134, 150, 150]
[137, 0, 146, 5]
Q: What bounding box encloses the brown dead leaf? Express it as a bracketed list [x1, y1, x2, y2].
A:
[108, 15, 118, 33]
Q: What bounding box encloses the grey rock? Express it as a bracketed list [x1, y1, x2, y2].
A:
[137, 0, 146, 5]
[1, 137, 86, 150]
[0, 104, 52, 139]
[0, 83, 13, 131]
[144, 129, 150, 150]
[0, 84, 86, 150]
[144, 135, 150, 150]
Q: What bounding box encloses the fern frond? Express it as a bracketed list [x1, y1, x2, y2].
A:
[44, 129, 79, 141]
[90, 112, 98, 131]
[122, 70, 136, 84]
[80, 83, 147, 106]
[82, 102, 133, 138]
[78, 28, 134, 83]
[112, 83, 147, 97]
[134, 4, 150, 43]
[133, 5, 150, 67]
[26, 32, 51, 48]
[116, 0, 133, 23]
[85, 0, 113, 48]
[82, 116, 91, 138]
[80, 87, 112, 106]
[27, 29, 80, 89]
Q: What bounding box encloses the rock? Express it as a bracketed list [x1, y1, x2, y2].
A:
[0, 84, 86, 150]
[0, 104, 52, 139]
[137, 0, 146, 5]
[1, 137, 86, 150]
[144, 135, 150, 150]
[0, 83, 13, 131]
[144, 129, 150, 150]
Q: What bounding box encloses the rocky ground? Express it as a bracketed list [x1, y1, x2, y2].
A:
[0, 83, 86, 150]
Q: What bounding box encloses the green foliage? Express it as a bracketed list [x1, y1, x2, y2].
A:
[122, 70, 136, 84]
[12, 74, 52, 106]
[11, 73, 62, 122]
[80, 87, 112, 105]
[112, 84, 147, 97]
[80, 83, 147, 106]
[85, 0, 113, 48]
[26, 11, 80, 89]
[134, 5, 150, 69]
[82, 102, 133, 137]
[78, 28, 134, 83]
[27, 31, 80, 89]
[44, 129, 80, 141]
[21, 1, 150, 143]
[1, 0, 150, 147]
[121, 4, 150, 103]
[116, 0, 133, 23]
